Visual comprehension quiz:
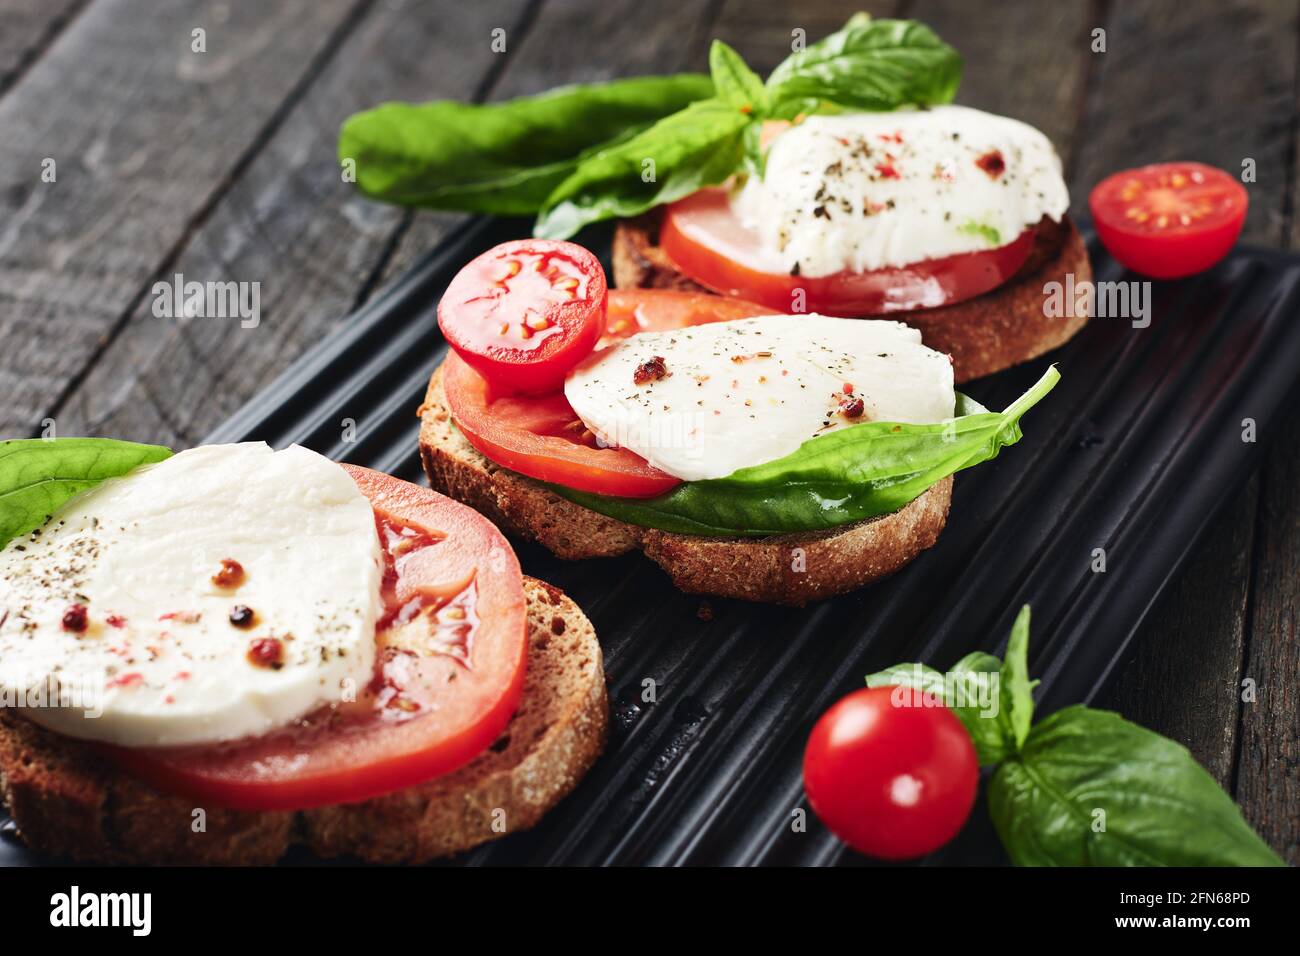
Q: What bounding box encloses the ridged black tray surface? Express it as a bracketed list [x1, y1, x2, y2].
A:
[4, 217, 1299, 866]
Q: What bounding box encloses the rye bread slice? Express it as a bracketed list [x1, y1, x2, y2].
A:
[0, 577, 606, 865]
[419, 367, 953, 605]
[612, 213, 1092, 383]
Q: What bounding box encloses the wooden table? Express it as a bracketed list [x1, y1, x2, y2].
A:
[1, 0, 1295, 863]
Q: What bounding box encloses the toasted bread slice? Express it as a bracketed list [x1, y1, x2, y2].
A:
[613, 213, 1091, 383]
[418, 367, 952, 605]
[0, 577, 606, 865]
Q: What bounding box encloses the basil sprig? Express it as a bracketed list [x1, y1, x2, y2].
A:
[551, 367, 1057, 537]
[0, 438, 173, 550]
[338, 75, 715, 216]
[339, 15, 961, 236]
[866, 607, 1285, 866]
[535, 15, 960, 237]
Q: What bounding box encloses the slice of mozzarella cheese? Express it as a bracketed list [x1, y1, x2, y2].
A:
[732, 104, 1070, 276]
[0, 443, 382, 747]
[564, 314, 955, 482]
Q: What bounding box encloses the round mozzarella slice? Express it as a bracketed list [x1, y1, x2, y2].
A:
[732, 104, 1070, 276]
[564, 314, 956, 482]
[0, 443, 382, 747]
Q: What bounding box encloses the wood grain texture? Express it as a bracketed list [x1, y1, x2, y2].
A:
[0, 0, 363, 437]
[1069, 0, 1298, 860]
[1247, 0, 1300, 868]
[1235, 414, 1300, 861]
[50, 0, 526, 445]
[1070, 0, 1296, 244]
[0, 0, 86, 97]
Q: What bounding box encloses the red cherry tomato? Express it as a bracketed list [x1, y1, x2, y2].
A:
[659, 187, 1034, 316]
[438, 239, 608, 393]
[803, 686, 978, 860]
[1089, 162, 1247, 279]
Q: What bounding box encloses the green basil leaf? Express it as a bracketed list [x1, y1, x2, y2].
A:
[534, 98, 750, 239]
[999, 605, 1036, 749]
[338, 74, 715, 215]
[866, 652, 1011, 766]
[989, 706, 1285, 866]
[709, 40, 767, 113]
[709, 39, 766, 175]
[0, 439, 173, 550]
[766, 15, 961, 118]
[741, 119, 766, 177]
[551, 366, 1058, 536]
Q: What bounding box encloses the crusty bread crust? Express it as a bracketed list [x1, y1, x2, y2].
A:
[612, 213, 1092, 383]
[419, 368, 953, 605]
[0, 578, 607, 865]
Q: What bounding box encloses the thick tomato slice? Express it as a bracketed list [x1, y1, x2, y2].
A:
[438, 239, 607, 393]
[107, 466, 528, 812]
[1089, 162, 1247, 279]
[599, 286, 776, 343]
[659, 187, 1035, 317]
[442, 289, 775, 498]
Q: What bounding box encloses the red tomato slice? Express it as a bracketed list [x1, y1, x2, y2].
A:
[803, 686, 978, 860]
[443, 289, 776, 498]
[599, 286, 777, 343]
[107, 466, 528, 812]
[1089, 162, 1247, 279]
[659, 187, 1035, 317]
[438, 239, 608, 393]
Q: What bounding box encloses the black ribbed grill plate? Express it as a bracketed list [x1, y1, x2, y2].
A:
[4, 216, 1298, 866]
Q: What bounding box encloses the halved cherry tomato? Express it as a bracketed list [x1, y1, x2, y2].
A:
[803, 686, 978, 860]
[659, 187, 1035, 316]
[1089, 162, 1247, 279]
[438, 239, 607, 393]
[107, 466, 528, 812]
[442, 289, 775, 498]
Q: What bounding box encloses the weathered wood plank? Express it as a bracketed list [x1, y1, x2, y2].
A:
[381, 0, 722, 284]
[1246, 0, 1300, 869]
[1069, 0, 1297, 857]
[0, 0, 361, 436]
[1070, 0, 1295, 243]
[52, 0, 528, 444]
[0, 0, 86, 96]
[1236, 416, 1300, 862]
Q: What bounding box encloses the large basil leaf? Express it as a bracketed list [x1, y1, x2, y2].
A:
[0, 438, 173, 550]
[766, 15, 962, 119]
[534, 97, 750, 239]
[990, 706, 1285, 866]
[866, 651, 1011, 766]
[551, 367, 1058, 536]
[338, 74, 715, 215]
